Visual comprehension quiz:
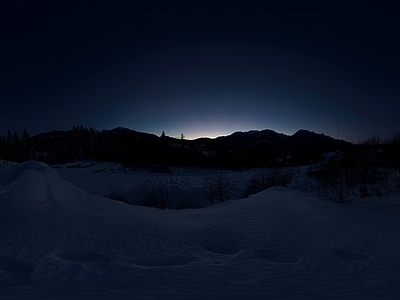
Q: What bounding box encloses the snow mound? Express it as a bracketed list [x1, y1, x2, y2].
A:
[0, 161, 90, 207]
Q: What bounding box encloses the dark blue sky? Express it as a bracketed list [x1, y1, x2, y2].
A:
[1, 0, 399, 141]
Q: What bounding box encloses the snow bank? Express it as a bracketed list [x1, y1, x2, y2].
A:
[1, 161, 400, 299]
[55, 162, 249, 208]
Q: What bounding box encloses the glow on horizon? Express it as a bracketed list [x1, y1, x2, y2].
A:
[160, 126, 296, 140]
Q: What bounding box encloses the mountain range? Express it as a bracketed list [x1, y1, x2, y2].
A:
[27, 127, 352, 168]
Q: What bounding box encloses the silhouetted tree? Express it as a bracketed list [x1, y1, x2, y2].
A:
[142, 178, 174, 209]
[244, 168, 294, 197]
[202, 171, 233, 205]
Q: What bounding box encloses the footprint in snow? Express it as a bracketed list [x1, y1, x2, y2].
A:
[131, 256, 196, 267]
[58, 252, 112, 263]
[254, 249, 299, 263]
[331, 248, 370, 261]
[202, 241, 242, 255]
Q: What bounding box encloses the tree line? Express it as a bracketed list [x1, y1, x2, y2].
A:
[3, 125, 397, 175]
[310, 133, 400, 203]
[0, 128, 32, 162]
[0, 125, 202, 166]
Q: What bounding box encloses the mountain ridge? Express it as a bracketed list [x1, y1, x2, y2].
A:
[3, 126, 353, 168]
[32, 127, 348, 143]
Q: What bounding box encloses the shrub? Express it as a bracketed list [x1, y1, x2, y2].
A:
[244, 168, 294, 197]
[389, 169, 400, 189]
[310, 149, 388, 203]
[176, 190, 195, 209]
[142, 178, 173, 209]
[201, 171, 233, 205]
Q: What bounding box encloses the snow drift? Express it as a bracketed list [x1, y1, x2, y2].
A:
[1, 161, 399, 299]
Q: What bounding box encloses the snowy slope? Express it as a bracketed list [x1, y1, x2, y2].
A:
[54, 162, 253, 208]
[1, 161, 400, 299]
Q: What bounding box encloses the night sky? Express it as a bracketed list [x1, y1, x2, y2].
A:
[1, 1, 399, 141]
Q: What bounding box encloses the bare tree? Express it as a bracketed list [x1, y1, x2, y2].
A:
[202, 171, 233, 205]
[177, 189, 194, 209]
[311, 154, 352, 203]
[389, 169, 400, 189]
[244, 168, 294, 197]
[142, 178, 173, 209]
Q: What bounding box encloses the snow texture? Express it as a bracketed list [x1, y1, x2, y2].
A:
[0, 161, 399, 299]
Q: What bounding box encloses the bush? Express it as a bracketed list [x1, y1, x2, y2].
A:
[141, 178, 173, 209]
[244, 168, 294, 197]
[310, 149, 388, 203]
[201, 171, 233, 205]
[389, 169, 400, 189]
[311, 154, 353, 203]
[176, 190, 195, 209]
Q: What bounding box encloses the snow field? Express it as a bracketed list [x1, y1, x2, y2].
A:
[0, 161, 399, 299]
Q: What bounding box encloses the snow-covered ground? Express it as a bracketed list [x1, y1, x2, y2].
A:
[1, 160, 400, 299]
[54, 162, 256, 208]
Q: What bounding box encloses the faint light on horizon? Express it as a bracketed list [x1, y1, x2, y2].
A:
[180, 126, 296, 140]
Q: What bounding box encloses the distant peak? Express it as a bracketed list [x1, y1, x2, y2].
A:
[294, 129, 312, 135]
[292, 129, 329, 138]
[113, 126, 129, 131]
[109, 127, 135, 133]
